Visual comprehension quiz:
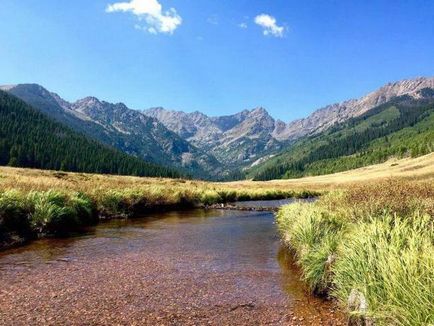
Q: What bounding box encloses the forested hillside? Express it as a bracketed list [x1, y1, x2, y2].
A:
[0, 91, 181, 178]
[2, 84, 222, 179]
[249, 90, 434, 180]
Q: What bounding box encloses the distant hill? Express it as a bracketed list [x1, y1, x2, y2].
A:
[0, 91, 181, 178]
[248, 89, 434, 180]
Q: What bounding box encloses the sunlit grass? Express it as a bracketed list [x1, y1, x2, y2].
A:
[277, 180, 434, 325]
[0, 166, 319, 244]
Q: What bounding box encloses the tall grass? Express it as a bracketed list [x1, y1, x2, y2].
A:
[277, 203, 347, 294]
[0, 169, 317, 248]
[28, 191, 95, 234]
[0, 190, 31, 238]
[277, 180, 434, 325]
[333, 213, 433, 325]
[0, 190, 96, 244]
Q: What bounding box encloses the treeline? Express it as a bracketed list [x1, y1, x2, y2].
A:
[253, 94, 434, 180]
[0, 91, 181, 178]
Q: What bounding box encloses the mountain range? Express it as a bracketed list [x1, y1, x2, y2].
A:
[0, 90, 181, 178]
[1, 76, 433, 180]
[0, 84, 222, 178]
[249, 88, 434, 180]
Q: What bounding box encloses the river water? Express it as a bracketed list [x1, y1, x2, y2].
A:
[0, 200, 342, 325]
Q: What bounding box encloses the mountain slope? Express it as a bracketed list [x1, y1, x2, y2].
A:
[145, 77, 434, 169]
[274, 77, 434, 141]
[248, 89, 434, 180]
[0, 91, 181, 178]
[1, 84, 222, 178]
[144, 107, 284, 167]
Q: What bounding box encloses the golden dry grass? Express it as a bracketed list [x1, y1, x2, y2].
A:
[0, 152, 433, 194]
[230, 152, 434, 190]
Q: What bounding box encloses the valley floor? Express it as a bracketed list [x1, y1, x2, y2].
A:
[0, 153, 433, 325]
[232, 152, 434, 190]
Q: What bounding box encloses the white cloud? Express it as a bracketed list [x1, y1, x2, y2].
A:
[254, 14, 285, 37]
[106, 0, 182, 35]
[238, 22, 248, 29]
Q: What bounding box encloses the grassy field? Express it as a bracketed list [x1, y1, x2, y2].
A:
[277, 179, 434, 325]
[0, 152, 432, 244]
[237, 152, 434, 190]
[1, 152, 432, 193]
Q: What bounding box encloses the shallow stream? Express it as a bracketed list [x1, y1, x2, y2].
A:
[0, 200, 342, 325]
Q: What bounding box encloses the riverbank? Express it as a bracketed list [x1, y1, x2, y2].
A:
[0, 167, 319, 250]
[276, 179, 434, 325]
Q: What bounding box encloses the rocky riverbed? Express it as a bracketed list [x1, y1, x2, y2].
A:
[0, 208, 343, 325]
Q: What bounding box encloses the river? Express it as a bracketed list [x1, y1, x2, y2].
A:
[0, 200, 342, 325]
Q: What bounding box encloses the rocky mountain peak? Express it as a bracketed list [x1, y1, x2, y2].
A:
[250, 107, 268, 115]
[74, 96, 101, 107]
[273, 76, 434, 141]
[247, 107, 273, 122]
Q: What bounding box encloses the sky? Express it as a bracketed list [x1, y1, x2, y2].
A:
[0, 0, 433, 121]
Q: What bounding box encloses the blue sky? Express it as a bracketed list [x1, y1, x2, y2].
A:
[1, 0, 433, 121]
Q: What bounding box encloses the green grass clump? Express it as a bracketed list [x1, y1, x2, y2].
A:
[200, 190, 222, 205]
[96, 190, 138, 218]
[28, 190, 95, 234]
[276, 180, 434, 325]
[277, 202, 346, 294]
[0, 190, 96, 242]
[333, 213, 434, 325]
[0, 190, 32, 238]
